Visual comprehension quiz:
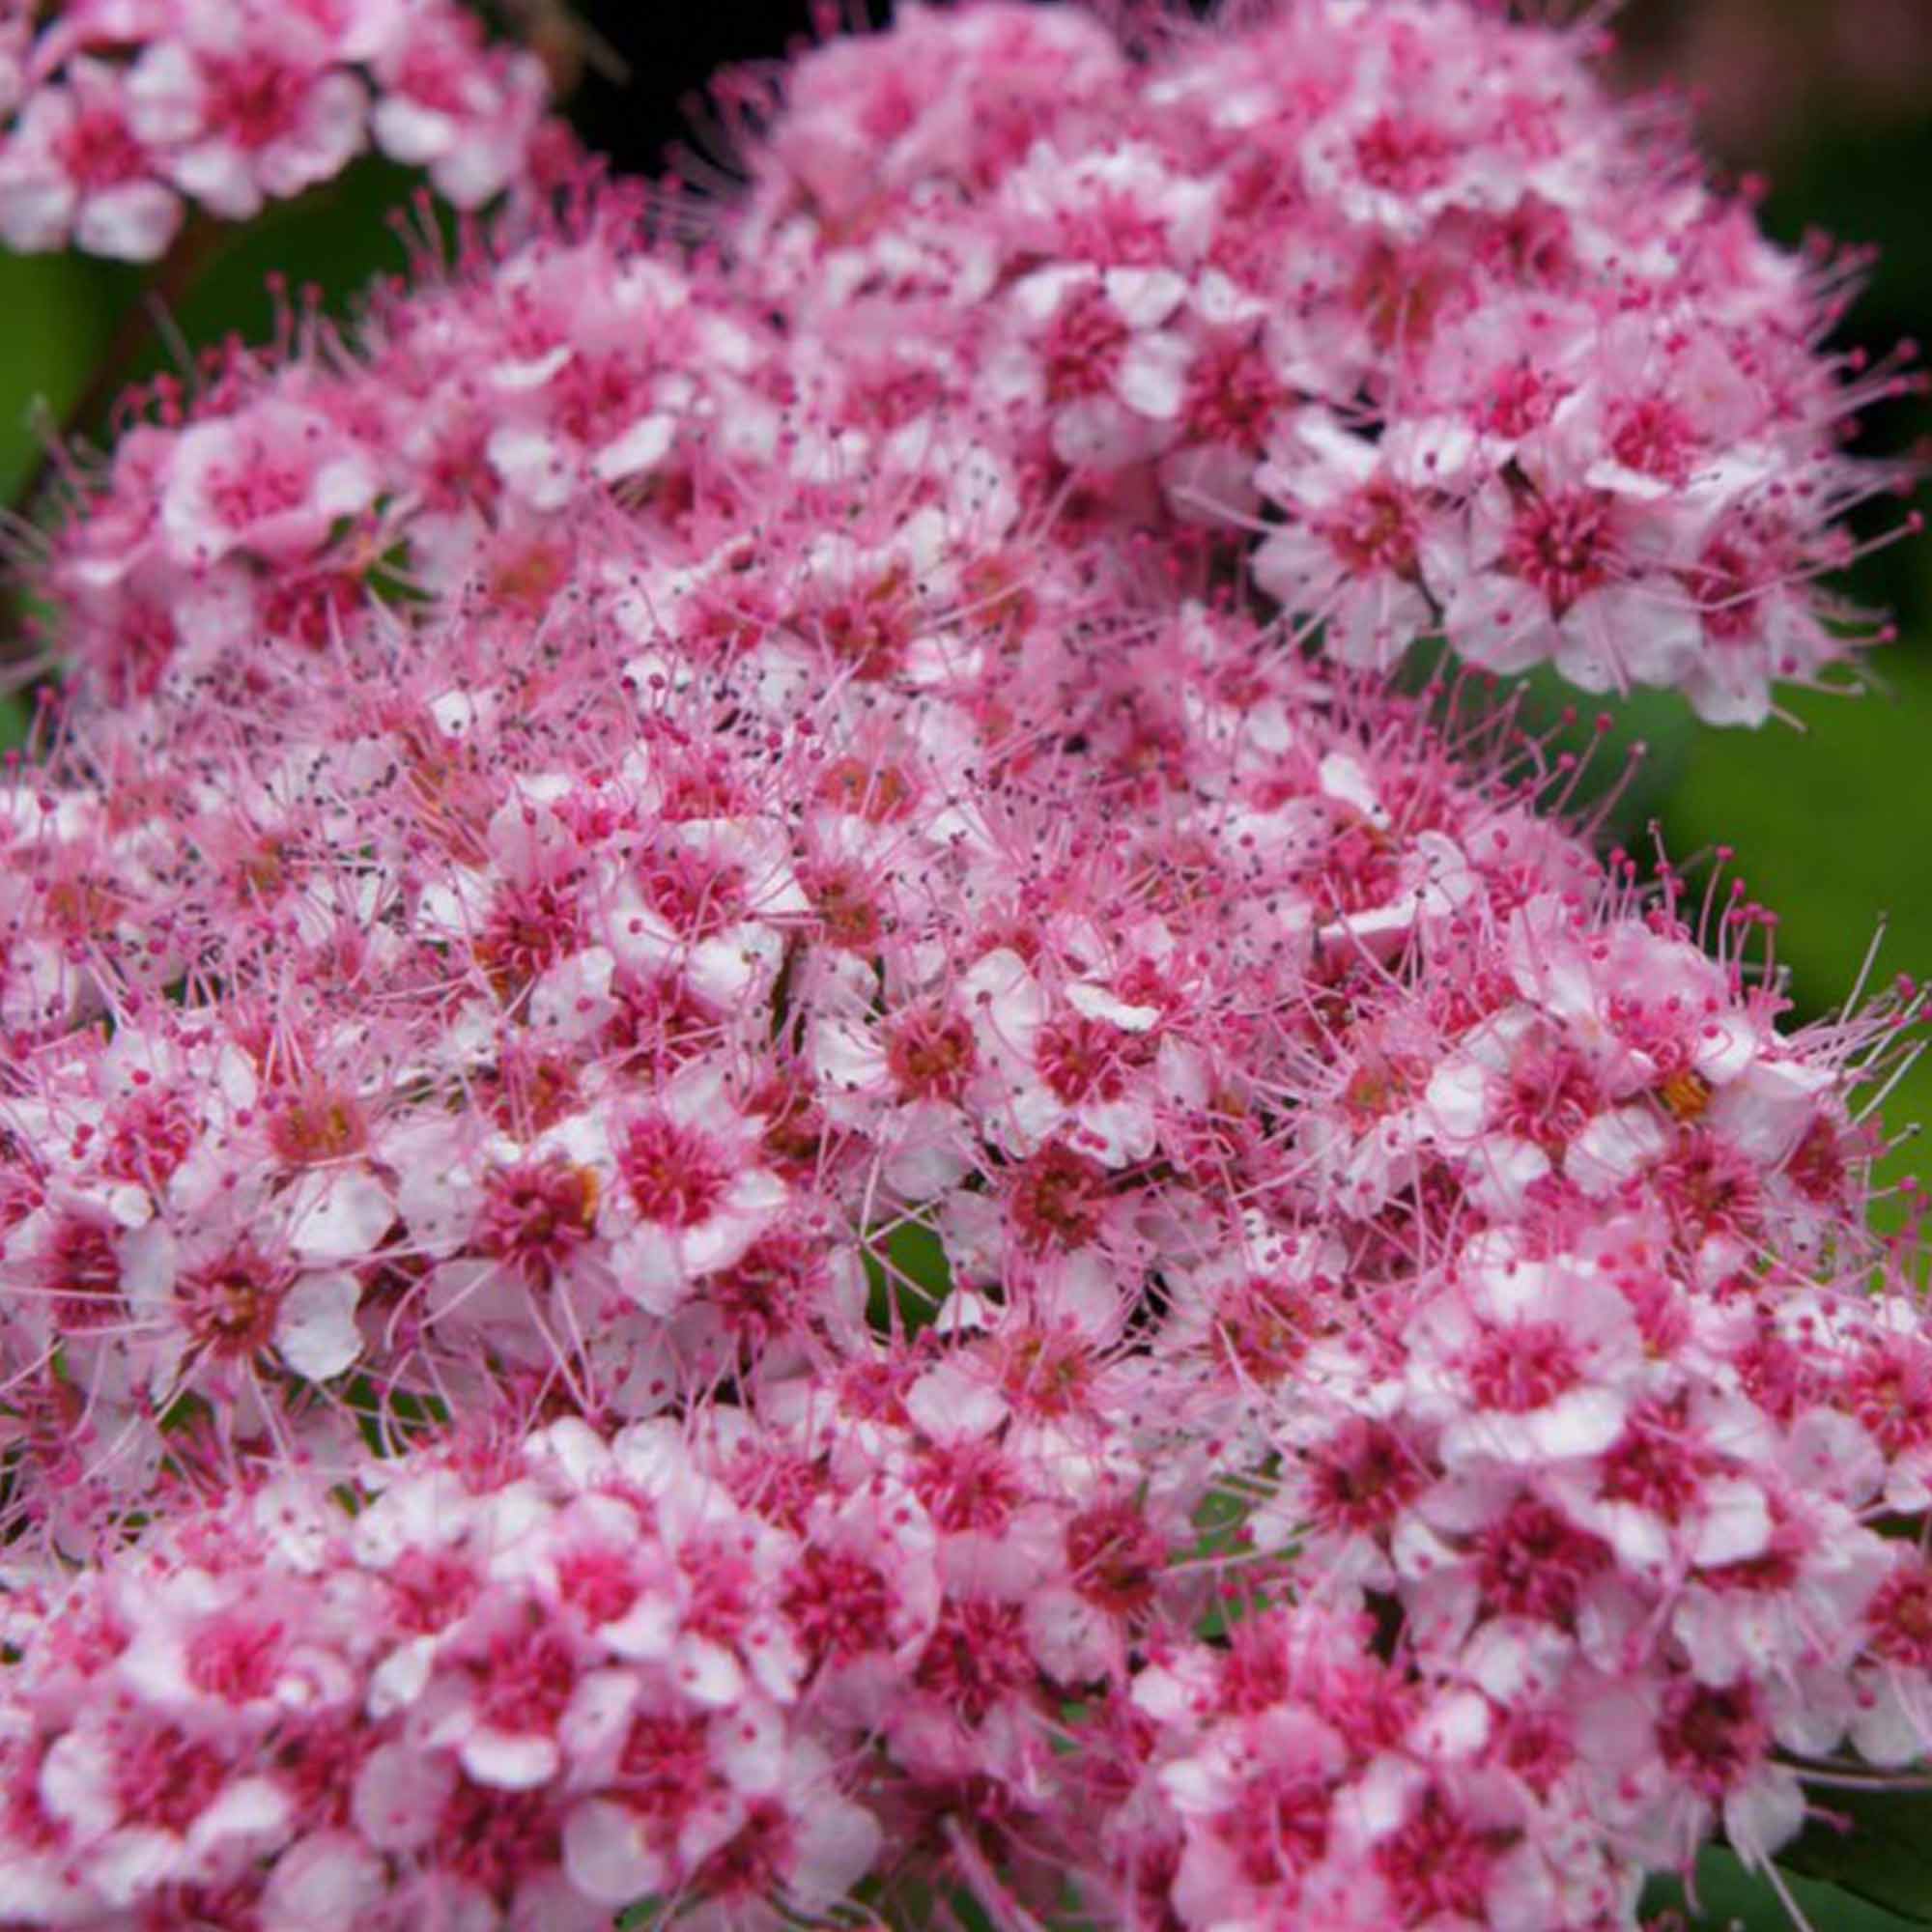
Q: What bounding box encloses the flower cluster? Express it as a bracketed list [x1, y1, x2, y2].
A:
[0, 3, 1927, 1930]
[0, 0, 550, 260]
[737, 0, 1923, 724]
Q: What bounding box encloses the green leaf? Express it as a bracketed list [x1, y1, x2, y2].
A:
[1640, 1847, 1929, 1931]
[1777, 1785, 1932, 1924]
[1658, 631, 1932, 1233]
[864, 1220, 954, 1332]
[0, 250, 123, 504]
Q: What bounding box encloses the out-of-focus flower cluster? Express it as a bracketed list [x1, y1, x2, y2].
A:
[0, 0, 550, 260]
[0, 4, 1927, 1929]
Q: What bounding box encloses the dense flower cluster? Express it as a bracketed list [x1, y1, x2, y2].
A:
[736, 0, 1924, 724]
[0, 3, 1926, 1929]
[0, 0, 550, 258]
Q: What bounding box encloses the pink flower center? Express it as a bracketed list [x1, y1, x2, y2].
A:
[1375, 1785, 1511, 1922]
[1065, 1498, 1163, 1612]
[185, 1616, 285, 1702]
[204, 53, 308, 152]
[1037, 1013, 1142, 1105]
[1353, 114, 1455, 193]
[1481, 363, 1564, 440]
[681, 1537, 755, 1645]
[619, 1115, 731, 1227]
[1182, 336, 1286, 451]
[1609, 395, 1696, 486]
[1307, 1419, 1425, 1534]
[709, 1233, 821, 1348]
[555, 1545, 640, 1625]
[1476, 1496, 1606, 1625]
[617, 1713, 711, 1821]
[1009, 1142, 1109, 1252]
[116, 1723, 230, 1833]
[552, 351, 653, 444]
[440, 1776, 561, 1904]
[1845, 1342, 1932, 1457]
[386, 1548, 480, 1634]
[265, 1085, 366, 1167]
[1504, 489, 1616, 616]
[1463, 1319, 1580, 1412]
[208, 455, 312, 531]
[1213, 1280, 1312, 1384]
[1219, 1771, 1332, 1887]
[1658, 1130, 1762, 1238]
[1325, 481, 1420, 577]
[1658, 1681, 1768, 1798]
[1301, 813, 1401, 919]
[1041, 284, 1131, 404]
[179, 1242, 288, 1359]
[888, 1008, 979, 1102]
[43, 1214, 126, 1335]
[55, 104, 148, 189]
[1055, 190, 1171, 268]
[912, 1441, 1024, 1534]
[1000, 1322, 1094, 1420]
[477, 1155, 601, 1283]
[638, 844, 748, 938]
[1499, 1042, 1600, 1151]
[783, 1546, 895, 1668]
[392, 28, 482, 118]
[472, 1625, 578, 1735]
[1687, 536, 1767, 643]
[915, 1598, 1033, 1721]
[1599, 1406, 1708, 1520]
[476, 875, 586, 996]
[1870, 1565, 1932, 1671]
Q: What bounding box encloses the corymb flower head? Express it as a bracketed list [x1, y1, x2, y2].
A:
[0, 2, 1925, 1930]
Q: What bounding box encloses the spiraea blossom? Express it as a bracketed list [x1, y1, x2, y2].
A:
[0, 0, 552, 258]
[0, 3, 1927, 1930]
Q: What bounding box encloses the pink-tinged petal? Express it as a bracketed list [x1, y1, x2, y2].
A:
[370, 94, 457, 166]
[124, 41, 204, 147]
[185, 1775, 292, 1861]
[0, 176, 78, 250]
[1116, 330, 1190, 420]
[906, 1357, 1008, 1441]
[459, 1727, 560, 1791]
[1723, 1767, 1805, 1865]
[275, 1269, 362, 1380]
[1690, 1478, 1771, 1569]
[488, 425, 576, 510]
[1566, 1105, 1668, 1195]
[1052, 394, 1146, 468]
[262, 1833, 385, 1927]
[1444, 570, 1553, 673]
[1103, 266, 1187, 329]
[789, 1789, 885, 1913]
[563, 1797, 672, 1905]
[351, 1743, 453, 1853]
[75, 180, 182, 260]
[592, 413, 678, 484]
[289, 1171, 391, 1262]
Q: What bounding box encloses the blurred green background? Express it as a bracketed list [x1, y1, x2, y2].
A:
[0, 8, 1927, 1920]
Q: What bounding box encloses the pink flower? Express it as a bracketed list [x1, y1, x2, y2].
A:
[1253, 412, 1451, 668]
[0, 56, 180, 259]
[1406, 1231, 1644, 1468]
[158, 397, 378, 566]
[126, 20, 368, 220]
[369, 12, 544, 206]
